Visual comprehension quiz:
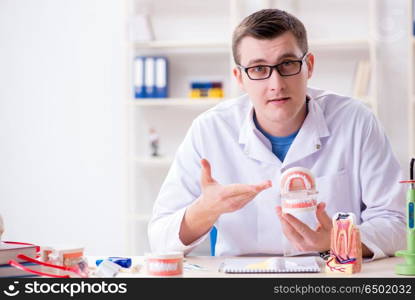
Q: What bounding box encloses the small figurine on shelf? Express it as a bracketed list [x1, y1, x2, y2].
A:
[149, 128, 160, 157]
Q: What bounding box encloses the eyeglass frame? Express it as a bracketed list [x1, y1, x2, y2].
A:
[237, 52, 309, 80]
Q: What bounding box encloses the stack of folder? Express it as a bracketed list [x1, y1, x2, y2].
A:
[134, 56, 168, 98]
[189, 81, 223, 99]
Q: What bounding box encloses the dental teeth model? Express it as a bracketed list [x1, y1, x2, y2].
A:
[280, 167, 318, 214]
[279, 167, 318, 256]
[325, 212, 362, 274]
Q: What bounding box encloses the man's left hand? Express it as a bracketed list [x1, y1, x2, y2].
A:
[276, 202, 332, 252]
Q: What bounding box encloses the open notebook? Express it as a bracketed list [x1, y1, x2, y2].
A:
[219, 257, 321, 273]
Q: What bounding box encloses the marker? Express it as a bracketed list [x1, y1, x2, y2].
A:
[96, 257, 132, 268]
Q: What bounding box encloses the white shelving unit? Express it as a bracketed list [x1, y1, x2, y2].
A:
[129, 98, 222, 107]
[134, 41, 230, 49]
[134, 39, 369, 50]
[125, 0, 377, 255]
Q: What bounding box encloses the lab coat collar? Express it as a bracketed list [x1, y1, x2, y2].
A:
[238, 88, 330, 165]
[239, 106, 277, 164]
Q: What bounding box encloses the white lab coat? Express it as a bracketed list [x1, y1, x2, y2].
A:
[148, 87, 406, 260]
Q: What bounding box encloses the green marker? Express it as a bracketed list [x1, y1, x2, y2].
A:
[395, 158, 415, 275]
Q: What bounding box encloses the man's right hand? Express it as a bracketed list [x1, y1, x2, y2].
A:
[179, 158, 272, 245]
[199, 158, 272, 217]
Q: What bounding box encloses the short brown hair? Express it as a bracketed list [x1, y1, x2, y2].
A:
[232, 9, 308, 64]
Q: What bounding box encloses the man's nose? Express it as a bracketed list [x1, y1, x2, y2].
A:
[268, 68, 286, 91]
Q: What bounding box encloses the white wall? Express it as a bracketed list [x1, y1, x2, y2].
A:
[374, 0, 410, 169]
[0, 0, 127, 255]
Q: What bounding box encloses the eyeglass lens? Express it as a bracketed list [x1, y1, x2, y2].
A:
[247, 61, 302, 79]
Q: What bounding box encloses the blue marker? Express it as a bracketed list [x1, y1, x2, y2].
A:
[96, 257, 132, 268]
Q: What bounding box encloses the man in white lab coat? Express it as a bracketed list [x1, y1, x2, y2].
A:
[148, 9, 406, 260]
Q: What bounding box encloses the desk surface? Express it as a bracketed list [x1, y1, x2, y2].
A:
[96, 256, 414, 278]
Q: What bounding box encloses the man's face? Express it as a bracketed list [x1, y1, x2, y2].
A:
[234, 32, 314, 130]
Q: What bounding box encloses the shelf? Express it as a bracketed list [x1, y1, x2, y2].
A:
[134, 39, 369, 51]
[135, 156, 173, 167]
[130, 98, 223, 107]
[310, 39, 369, 51]
[134, 40, 229, 50]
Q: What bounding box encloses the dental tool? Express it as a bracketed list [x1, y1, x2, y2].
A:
[395, 158, 415, 275]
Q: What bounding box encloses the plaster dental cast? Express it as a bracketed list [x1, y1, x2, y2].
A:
[280, 167, 318, 256]
[280, 167, 317, 214]
[148, 9, 406, 260]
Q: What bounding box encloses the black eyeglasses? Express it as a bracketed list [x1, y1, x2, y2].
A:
[238, 52, 308, 80]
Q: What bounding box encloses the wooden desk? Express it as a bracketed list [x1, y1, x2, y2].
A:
[103, 256, 414, 278]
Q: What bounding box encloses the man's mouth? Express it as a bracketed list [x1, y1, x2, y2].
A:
[267, 97, 290, 103]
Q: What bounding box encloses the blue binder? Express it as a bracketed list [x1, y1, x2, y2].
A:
[154, 57, 168, 98]
[144, 57, 156, 98]
[134, 56, 146, 98]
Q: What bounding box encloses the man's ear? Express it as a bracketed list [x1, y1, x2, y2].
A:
[233, 67, 245, 91]
[306, 53, 315, 79]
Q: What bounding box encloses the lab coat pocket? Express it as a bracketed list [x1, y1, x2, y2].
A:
[315, 169, 351, 216]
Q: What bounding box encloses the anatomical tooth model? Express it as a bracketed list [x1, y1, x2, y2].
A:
[280, 167, 318, 214]
[325, 212, 362, 274]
